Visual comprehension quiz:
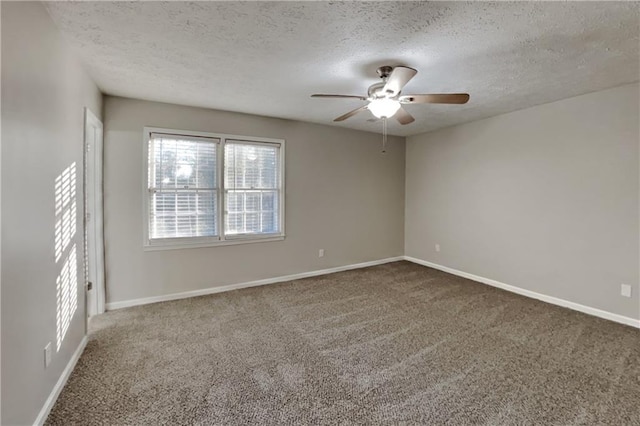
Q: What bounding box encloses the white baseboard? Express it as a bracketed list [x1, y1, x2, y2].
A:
[403, 256, 640, 329]
[106, 254, 639, 328]
[33, 336, 88, 426]
[106, 256, 405, 310]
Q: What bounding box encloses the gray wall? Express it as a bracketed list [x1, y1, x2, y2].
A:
[1, 2, 103, 424]
[406, 83, 640, 320]
[103, 96, 405, 304]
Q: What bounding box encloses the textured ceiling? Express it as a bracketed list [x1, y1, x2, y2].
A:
[45, 1, 639, 136]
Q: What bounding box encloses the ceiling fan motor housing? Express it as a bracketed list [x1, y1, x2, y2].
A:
[370, 66, 400, 99]
[367, 82, 388, 99]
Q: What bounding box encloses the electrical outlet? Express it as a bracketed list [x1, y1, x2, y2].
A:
[435, 244, 441, 253]
[44, 342, 52, 368]
[621, 284, 632, 298]
[318, 249, 325, 258]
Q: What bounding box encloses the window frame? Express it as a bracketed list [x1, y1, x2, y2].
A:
[143, 127, 285, 251]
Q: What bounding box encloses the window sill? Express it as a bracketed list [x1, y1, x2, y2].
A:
[143, 235, 285, 252]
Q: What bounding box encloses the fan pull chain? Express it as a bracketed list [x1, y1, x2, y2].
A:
[382, 117, 387, 153]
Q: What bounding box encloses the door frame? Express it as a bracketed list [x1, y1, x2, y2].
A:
[84, 107, 105, 318]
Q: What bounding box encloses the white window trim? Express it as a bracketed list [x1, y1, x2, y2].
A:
[142, 127, 285, 251]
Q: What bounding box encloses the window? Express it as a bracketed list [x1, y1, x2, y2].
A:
[225, 141, 281, 236]
[144, 128, 284, 249]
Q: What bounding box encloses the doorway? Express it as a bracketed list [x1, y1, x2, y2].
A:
[84, 108, 105, 318]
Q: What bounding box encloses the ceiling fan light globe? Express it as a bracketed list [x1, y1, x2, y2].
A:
[368, 98, 401, 118]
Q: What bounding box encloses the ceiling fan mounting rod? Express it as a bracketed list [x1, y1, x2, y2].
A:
[376, 65, 393, 80]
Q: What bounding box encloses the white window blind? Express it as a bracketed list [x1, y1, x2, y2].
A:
[148, 133, 219, 240]
[225, 141, 281, 236]
[144, 128, 285, 249]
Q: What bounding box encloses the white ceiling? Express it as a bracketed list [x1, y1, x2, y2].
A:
[45, 1, 639, 137]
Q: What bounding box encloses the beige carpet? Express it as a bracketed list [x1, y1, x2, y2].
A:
[47, 261, 640, 425]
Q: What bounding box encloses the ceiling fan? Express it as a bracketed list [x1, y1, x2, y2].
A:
[311, 65, 470, 124]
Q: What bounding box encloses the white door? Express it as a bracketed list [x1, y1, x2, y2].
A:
[84, 108, 105, 317]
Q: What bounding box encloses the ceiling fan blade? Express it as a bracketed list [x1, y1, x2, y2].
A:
[395, 106, 415, 125]
[382, 66, 417, 96]
[311, 94, 367, 100]
[334, 105, 368, 122]
[400, 93, 470, 104]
